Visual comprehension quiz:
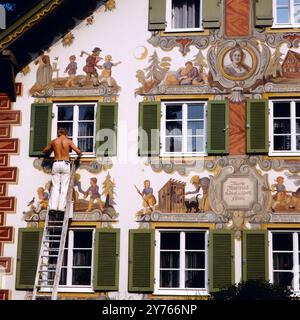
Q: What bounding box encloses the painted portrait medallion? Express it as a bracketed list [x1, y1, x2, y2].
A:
[219, 46, 257, 81]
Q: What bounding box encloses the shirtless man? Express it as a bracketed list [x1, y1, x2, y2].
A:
[43, 128, 82, 216]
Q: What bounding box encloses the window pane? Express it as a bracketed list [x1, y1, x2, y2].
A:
[79, 106, 94, 120]
[297, 136, 300, 150]
[73, 250, 92, 267]
[172, 0, 200, 29]
[185, 270, 204, 288]
[166, 105, 182, 119]
[277, 7, 290, 23]
[165, 137, 182, 153]
[58, 106, 73, 121]
[160, 252, 180, 268]
[78, 122, 94, 136]
[273, 253, 293, 270]
[186, 232, 205, 250]
[187, 121, 204, 135]
[73, 231, 93, 248]
[273, 272, 293, 288]
[166, 121, 182, 136]
[188, 105, 204, 119]
[274, 119, 291, 134]
[161, 232, 180, 250]
[295, 3, 300, 23]
[273, 102, 291, 117]
[273, 233, 293, 251]
[78, 138, 94, 152]
[59, 268, 67, 285]
[185, 252, 205, 269]
[296, 119, 300, 134]
[296, 103, 300, 117]
[274, 135, 291, 151]
[72, 268, 91, 286]
[277, 0, 288, 5]
[160, 270, 180, 288]
[57, 122, 73, 137]
[187, 136, 204, 152]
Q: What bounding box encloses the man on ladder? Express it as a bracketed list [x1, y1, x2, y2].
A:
[43, 127, 82, 219]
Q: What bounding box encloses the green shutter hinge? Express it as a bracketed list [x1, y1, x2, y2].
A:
[154, 240, 157, 246]
[51, 112, 55, 119]
[223, 125, 229, 132]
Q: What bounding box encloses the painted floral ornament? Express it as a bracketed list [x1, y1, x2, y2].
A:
[62, 32, 75, 47]
[105, 0, 116, 11]
[20, 65, 30, 76]
[86, 15, 94, 25]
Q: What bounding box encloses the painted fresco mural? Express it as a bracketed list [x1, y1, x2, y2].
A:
[23, 172, 118, 225]
[29, 48, 121, 97]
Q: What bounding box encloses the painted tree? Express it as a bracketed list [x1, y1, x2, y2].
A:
[193, 50, 208, 71]
[102, 172, 116, 208]
[266, 46, 284, 79]
[144, 51, 171, 82]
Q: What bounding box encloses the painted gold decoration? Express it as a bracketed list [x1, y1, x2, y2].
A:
[20, 65, 30, 76]
[86, 15, 94, 26]
[62, 32, 75, 47]
[105, 0, 116, 11]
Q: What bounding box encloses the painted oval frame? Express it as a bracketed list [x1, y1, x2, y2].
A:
[219, 46, 257, 81]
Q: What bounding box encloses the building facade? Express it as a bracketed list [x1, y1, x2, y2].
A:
[1, 0, 300, 299]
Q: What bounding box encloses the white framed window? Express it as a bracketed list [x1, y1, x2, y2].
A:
[154, 229, 209, 295]
[161, 101, 207, 156]
[269, 99, 300, 156]
[269, 231, 300, 294]
[273, 0, 300, 28]
[166, 0, 203, 32]
[59, 229, 95, 292]
[53, 102, 97, 156]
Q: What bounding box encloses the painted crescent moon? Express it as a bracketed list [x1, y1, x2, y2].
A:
[134, 46, 148, 60]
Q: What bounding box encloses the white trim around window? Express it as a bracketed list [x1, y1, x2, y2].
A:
[165, 0, 204, 32]
[269, 99, 300, 156]
[160, 101, 207, 157]
[154, 229, 209, 296]
[52, 102, 97, 157]
[269, 230, 300, 295]
[272, 0, 300, 28]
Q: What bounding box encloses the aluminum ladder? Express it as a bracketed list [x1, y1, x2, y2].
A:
[32, 161, 76, 300]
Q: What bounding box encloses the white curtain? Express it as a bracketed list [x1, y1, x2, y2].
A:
[172, 0, 199, 29]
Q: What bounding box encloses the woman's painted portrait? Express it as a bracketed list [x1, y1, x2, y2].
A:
[220, 46, 256, 81]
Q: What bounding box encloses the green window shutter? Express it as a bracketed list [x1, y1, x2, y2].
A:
[16, 228, 42, 290]
[128, 229, 154, 292]
[203, 0, 221, 28]
[210, 230, 235, 292]
[255, 0, 273, 27]
[207, 100, 229, 155]
[96, 103, 118, 156]
[148, 0, 166, 31]
[242, 230, 268, 282]
[246, 99, 268, 154]
[93, 229, 120, 291]
[138, 102, 160, 156]
[29, 103, 52, 157]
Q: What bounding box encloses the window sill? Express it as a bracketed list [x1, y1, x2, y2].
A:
[40, 287, 94, 293]
[160, 153, 207, 157]
[160, 29, 209, 37]
[268, 152, 300, 157]
[153, 289, 209, 296]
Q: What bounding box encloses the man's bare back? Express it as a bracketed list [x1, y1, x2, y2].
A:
[43, 134, 82, 160]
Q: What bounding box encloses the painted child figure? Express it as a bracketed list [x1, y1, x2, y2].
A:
[142, 180, 156, 214]
[271, 176, 291, 211]
[99, 54, 121, 87]
[84, 177, 104, 212]
[64, 55, 77, 87]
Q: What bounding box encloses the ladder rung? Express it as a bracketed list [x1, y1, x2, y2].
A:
[43, 240, 61, 243]
[43, 249, 60, 251]
[38, 285, 54, 288]
[39, 270, 56, 273]
[47, 226, 63, 229]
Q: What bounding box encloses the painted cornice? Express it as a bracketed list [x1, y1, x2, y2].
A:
[0, 0, 63, 50]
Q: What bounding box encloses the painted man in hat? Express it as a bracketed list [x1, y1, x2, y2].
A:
[80, 47, 103, 86]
